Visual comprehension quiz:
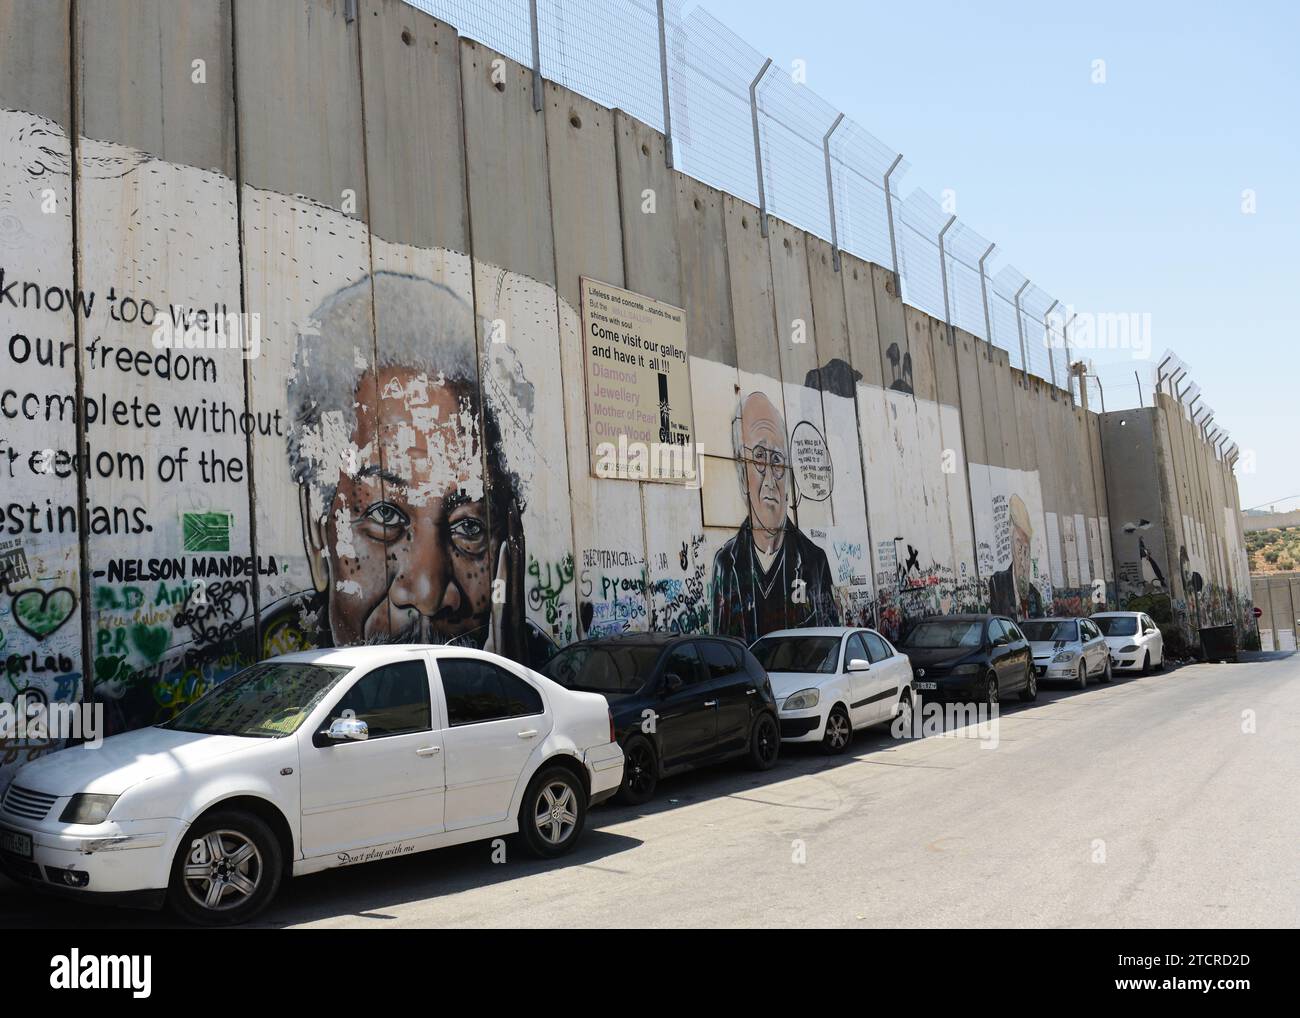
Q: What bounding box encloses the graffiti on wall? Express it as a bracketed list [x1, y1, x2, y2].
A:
[711, 391, 839, 643]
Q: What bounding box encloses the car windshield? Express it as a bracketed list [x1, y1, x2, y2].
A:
[1094, 616, 1138, 636]
[159, 661, 350, 738]
[902, 621, 985, 649]
[1021, 621, 1079, 642]
[542, 644, 663, 695]
[750, 635, 841, 674]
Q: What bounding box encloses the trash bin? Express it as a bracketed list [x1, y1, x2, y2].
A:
[1199, 625, 1237, 663]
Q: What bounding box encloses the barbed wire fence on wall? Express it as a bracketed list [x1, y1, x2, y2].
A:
[405, 0, 1155, 411]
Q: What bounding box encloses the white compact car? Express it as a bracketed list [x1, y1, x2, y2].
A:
[1091, 611, 1165, 673]
[1020, 617, 1112, 688]
[0, 646, 623, 925]
[750, 627, 913, 754]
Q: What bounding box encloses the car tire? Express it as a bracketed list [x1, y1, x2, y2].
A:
[822, 703, 853, 755]
[615, 735, 658, 806]
[1020, 664, 1038, 702]
[519, 764, 588, 859]
[895, 690, 914, 737]
[1155, 650, 1165, 672]
[747, 711, 781, 770]
[1141, 652, 1151, 676]
[167, 809, 283, 927]
[1076, 662, 1088, 690]
[985, 672, 999, 711]
[1099, 658, 1113, 683]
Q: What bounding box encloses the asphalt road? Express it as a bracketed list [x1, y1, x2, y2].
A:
[3, 652, 1297, 929]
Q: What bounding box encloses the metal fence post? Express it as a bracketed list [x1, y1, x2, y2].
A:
[529, 0, 543, 113]
[1063, 311, 1078, 404]
[656, 0, 674, 168]
[1064, 311, 1077, 372]
[822, 113, 845, 271]
[884, 154, 903, 292]
[978, 242, 995, 354]
[1013, 280, 1031, 380]
[938, 215, 956, 343]
[749, 58, 773, 237]
[1044, 299, 1059, 389]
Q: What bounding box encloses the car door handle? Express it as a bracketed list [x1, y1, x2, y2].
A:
[746, 688, 756, 695]
[517, 729, 539, 739]
[703, 700, 718, 708]
[416, 746, 441, 756]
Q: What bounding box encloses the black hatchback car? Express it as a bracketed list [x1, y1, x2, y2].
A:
[540, 633, 781, 804]
[897, 614, 1037, 707]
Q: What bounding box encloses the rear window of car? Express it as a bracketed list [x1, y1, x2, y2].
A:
[1021, 620, 1079, 642]
[541, 644, 662, 695]
[901, 621, 984, 649]
[1094, 616, 1137, 636]
[751, 635, 841, 674]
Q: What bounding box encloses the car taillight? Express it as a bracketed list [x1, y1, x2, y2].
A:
[608, 709, 616, 743]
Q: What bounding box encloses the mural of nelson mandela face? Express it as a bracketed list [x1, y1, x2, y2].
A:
[286, 272, 531, 661]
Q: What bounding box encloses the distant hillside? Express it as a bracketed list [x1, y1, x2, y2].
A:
[1246, 526, 1300, 573]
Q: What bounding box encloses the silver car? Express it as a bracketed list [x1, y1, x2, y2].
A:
[1020, 617, 1112, 688]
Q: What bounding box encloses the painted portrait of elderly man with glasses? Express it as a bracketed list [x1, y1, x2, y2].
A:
[711, 391, 839, 642]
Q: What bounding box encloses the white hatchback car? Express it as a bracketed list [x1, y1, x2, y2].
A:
[1091, 611, 1166, 673]
[0, 646, 623, 925]
[1020, 617, 1112, 688]
[750, 627, 913, 754]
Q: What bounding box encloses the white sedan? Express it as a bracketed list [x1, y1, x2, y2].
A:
[0, 646, 623, 925]
[750, 627, 913, 754]
[1091, 611, 1166, 673]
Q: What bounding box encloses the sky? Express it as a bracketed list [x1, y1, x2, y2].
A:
[688, 0, 1299, 512]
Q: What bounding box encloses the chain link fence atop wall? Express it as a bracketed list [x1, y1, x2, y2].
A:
[406, 0, 1077, 393]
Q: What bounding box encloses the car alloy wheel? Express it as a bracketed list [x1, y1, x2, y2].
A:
[183, 829, 264, 913]
[1076, 662, 1087, 690]
[619, 737, 658, 804]
[1020, 665, 1038, 702]
[183, 826, 263, 915]
[534, 780, 579, 847]
[1100, 658, 1113, 683]
[986, 674, 999, 709]
[823, 705, 852, 755]
[896, 692, 914, 737]
[748, 712, 780, 770]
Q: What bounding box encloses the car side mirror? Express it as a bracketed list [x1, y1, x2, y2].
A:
[663, 672, 684, 693]
[314, 716, 368, 747]
[846, 657, 871, 672]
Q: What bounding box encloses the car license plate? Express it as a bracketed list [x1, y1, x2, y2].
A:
[915, 681, 937, 690]
[0, 828, 32, 859]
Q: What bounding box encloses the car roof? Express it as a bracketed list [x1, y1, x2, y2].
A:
[266, 645, 515, 668]
[913, 614, 1000, 623]
[755, 627, 869, 639]
[1026, 617, 1080, 624]
[562, 632, 746, 649]
[1090, 611, 1141, 617]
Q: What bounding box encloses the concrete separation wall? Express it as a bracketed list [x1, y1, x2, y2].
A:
[0, 0, 1248, 780]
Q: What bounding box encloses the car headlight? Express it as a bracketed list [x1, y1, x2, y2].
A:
[951, 663, 981, 676]
[1120, 644, 1139, 652]
[59, 793, 119, 825]
[1052, 651, 1076, 663]
[783, 688, 820, 711]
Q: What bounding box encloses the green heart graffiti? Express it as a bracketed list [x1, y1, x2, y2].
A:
[130, 623, 171, 663]
[12, 587, 76, 640]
